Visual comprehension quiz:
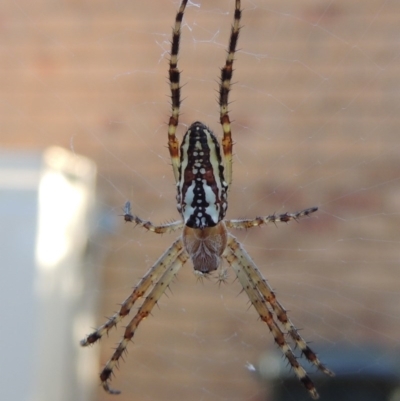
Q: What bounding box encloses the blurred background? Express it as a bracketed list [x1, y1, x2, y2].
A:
[2, 1, 400, 400]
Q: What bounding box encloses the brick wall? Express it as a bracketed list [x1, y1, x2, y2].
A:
[2, 1, 400, 400]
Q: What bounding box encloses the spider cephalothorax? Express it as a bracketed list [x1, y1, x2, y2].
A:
[81, 1, 333, 398]
[183, 222, 228, 273]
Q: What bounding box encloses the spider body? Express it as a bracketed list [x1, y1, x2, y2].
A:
[178, 121, 228, 229]
[81, 0, 333, 398]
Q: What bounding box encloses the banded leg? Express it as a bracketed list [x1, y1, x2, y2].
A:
[168, 0, 188, 183]
[123, 202, 184, 235]
[123, 201, 183, 233]
[220, 0, 242, 188]
[80, 238, 184, 346]
[225, 206, 318, 229]
[226, 234, 334, 377]
[223, 235, 320, 399]
[100, 249, 189, 394]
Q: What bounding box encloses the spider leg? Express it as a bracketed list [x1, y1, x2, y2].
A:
[122, 200, 183, 233]
[80, 238, 185, 346]
[225, 206, 318, 229]
[168, 0, 188, 184]
[100, 249, 189, 394]
[223, 234, 322, 400]
[226, 234, 334, 377]
[125, 212, 184, 234]
[220, 0, 241, 189]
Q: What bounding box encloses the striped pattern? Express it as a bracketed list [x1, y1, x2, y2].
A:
[177, 122, 228, 229]
[225, 207, 318, 229]
[80, 239, 185, 348]
[219, 0, 241, 189]
[224, 235, 334, 400]
[100, 250, 189, 394]
[167, 0, 187, 183]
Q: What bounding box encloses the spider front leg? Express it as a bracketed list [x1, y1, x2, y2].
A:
[227, 235, 334, 374]
[223, 234, 333, 399]
[80, 238, 185, 346]
[100, 249, 189, 394]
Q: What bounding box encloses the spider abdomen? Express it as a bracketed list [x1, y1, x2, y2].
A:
[177, 121, 228, 229]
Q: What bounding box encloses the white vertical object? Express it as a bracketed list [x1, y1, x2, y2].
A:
[0, 147, 98, 401]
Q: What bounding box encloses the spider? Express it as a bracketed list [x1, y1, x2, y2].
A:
[81, 0, 334, 398]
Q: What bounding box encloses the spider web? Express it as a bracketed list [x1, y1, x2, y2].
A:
[3, 1, 400, 400]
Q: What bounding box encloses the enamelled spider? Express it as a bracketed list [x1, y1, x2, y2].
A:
[81, 0, 334, 398]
